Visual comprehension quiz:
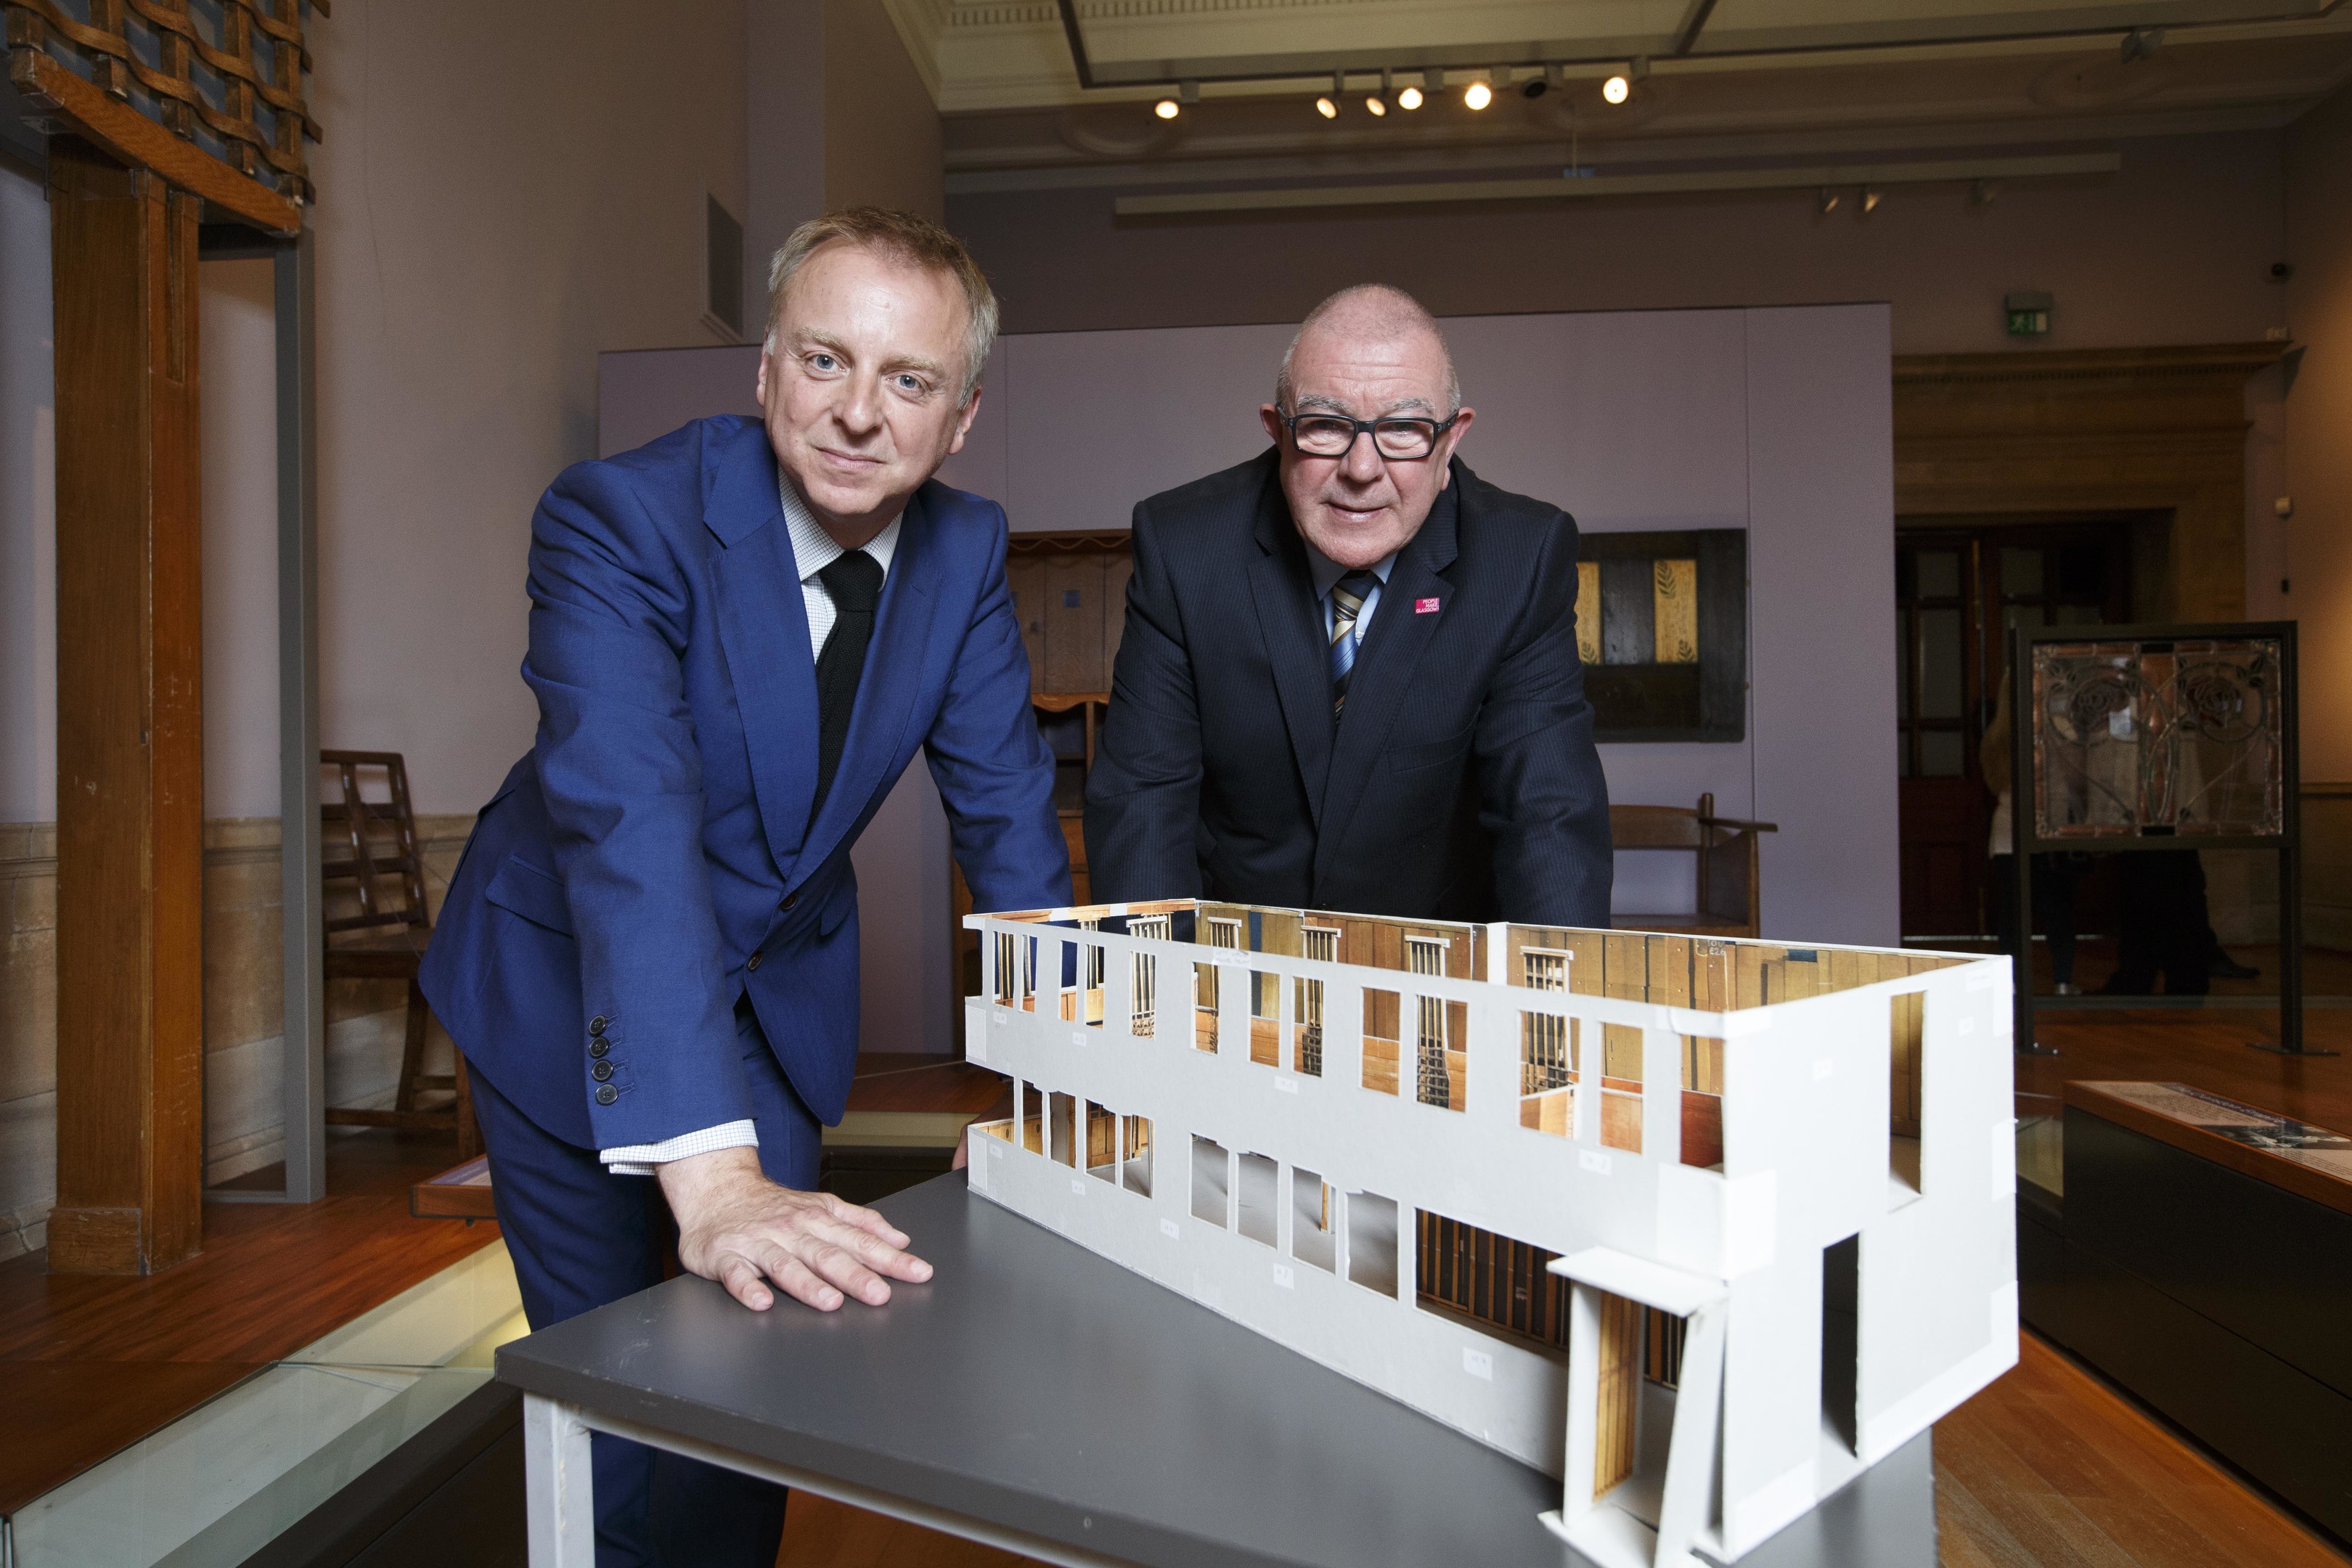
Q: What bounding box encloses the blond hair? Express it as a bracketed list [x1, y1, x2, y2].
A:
[764, 208, 999, 403]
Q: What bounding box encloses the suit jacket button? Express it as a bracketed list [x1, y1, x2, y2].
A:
[591, 1060, 613, 1082]
[588, 1015, 608, 1037]
[588, 1039, 609, 1059]
[781, 892, 799, 912]
[595, 1085, 618, 1106]
[747, 952, 762, 971]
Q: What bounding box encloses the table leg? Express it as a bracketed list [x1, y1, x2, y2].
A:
[525, 1393, 597, 1567]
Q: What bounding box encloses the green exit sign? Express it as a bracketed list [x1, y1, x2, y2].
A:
[2005, 291, 2053, 337]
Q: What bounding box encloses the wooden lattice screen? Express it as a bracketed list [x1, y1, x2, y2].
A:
[7, 0, 323, 229]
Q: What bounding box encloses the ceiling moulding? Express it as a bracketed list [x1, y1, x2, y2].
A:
[1055, 0, 2337, 86]
[939, 103, 2290, 191]
[883, 0, 957, 104]
[923, 0, 2351, 110]
[1109, 151, 2122, 216]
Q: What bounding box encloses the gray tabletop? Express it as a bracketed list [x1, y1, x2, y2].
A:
[497, 1175, 1935, 1568]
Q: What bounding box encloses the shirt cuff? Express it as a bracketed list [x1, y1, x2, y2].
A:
[600, 1119, 759, 1177]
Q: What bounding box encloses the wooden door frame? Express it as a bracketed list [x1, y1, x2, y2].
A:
[1893, 343, 2286, 624]
[17, 22, 321, 1266]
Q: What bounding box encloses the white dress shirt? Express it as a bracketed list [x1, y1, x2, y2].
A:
[599, 475, 902, 1177]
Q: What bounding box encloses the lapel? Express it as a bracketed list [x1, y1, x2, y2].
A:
[1312, 466, 1464, 889]
[1246, 462, 1336, 826]
[703, 422, 822, 879]
[796, 483, 940, 874]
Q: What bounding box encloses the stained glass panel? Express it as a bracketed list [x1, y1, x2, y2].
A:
[2030, 637, 2284, 838]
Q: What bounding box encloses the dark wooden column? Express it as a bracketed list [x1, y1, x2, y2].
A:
[45, 137, 206, 1275]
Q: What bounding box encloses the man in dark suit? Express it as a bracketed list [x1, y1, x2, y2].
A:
[420, 210, 1067, 1566]
[1085, 285, 1610, 924]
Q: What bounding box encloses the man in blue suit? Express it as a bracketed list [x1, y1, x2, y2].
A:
[420, 209, 1068, 1566]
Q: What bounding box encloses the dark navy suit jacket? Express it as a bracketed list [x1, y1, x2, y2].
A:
[421, 415, 1069, 1149]
[1084, 450, 1611, 926]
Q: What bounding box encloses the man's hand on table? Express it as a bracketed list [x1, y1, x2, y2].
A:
[659, 1146, 934, 1312]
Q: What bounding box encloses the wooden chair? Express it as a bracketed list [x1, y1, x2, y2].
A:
[321, 751, 478, 1156]
[1609, 792, 1779, 939]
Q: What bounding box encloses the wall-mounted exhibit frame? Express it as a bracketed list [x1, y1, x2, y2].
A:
[1577, 528, 1746, 744]
[2009, 622, 2319, 1057]
[197, 220, 327, 1204]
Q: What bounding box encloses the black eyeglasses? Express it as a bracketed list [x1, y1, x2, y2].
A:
[1278, 408, 1459, 461]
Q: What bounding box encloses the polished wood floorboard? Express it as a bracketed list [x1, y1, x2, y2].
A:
[2025, 1007, 2352, 1130]
[847, 1054, 1010, 1116]
[1937, 1334, 2349, 1567]
[0, 1129, 499, 1514]
[777, 1493, 1044, 1567]
[1935, 939, 2352, 1003]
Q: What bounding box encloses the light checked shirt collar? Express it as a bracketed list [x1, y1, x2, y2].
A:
[780, 468, 902, 585]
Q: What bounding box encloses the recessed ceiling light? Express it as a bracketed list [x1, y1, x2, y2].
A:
[1154, 99, 1180, 120]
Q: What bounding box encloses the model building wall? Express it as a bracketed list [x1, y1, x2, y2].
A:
[963, 896, 2014, 1564]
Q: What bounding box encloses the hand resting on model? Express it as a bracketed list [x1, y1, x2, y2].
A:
[658, 1146, 934, 1311]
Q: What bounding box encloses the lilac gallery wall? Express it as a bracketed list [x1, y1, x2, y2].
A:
[597, 301, 1897, 1052]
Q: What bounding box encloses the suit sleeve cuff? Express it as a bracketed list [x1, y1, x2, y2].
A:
[600, 1119, 759, 1177]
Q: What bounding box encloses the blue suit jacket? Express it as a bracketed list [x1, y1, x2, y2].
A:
[420, 415, 1069, 1148]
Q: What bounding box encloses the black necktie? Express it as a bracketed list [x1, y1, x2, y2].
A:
[812, 550, 883, 817]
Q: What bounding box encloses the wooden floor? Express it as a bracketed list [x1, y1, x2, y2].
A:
[1938, 1334, 2348, 1567]
[0, 1129, 499, 1515]
[1940, 938, 2352, 1005]
[2027, 1002, 2352, 1131]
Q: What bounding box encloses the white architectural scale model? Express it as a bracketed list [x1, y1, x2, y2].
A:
[961, 899, 2016, 1568]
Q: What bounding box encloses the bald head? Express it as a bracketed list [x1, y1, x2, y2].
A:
[1260, 283, 1475, 571]
[1275, 285, 1461, 415]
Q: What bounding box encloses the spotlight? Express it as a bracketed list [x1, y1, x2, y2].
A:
[1601, 73, 1630, 105]
[1316, 69, 1341, 119]
[1861, 187, 1882, 213]
[1366, 94, 1387, 115]
[1154, 98, 1180, 120]
[1397, 84, 1424, 110]
[1818, 187, 1840, 214]
[1464, 75, 1493, 110]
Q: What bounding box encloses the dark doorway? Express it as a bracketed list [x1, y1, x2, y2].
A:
[1822, 1233, 1860, 1453]
[1894, 517, 2145, 939]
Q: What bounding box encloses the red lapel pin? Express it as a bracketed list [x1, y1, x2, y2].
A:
[1415, 597, 1441, 614]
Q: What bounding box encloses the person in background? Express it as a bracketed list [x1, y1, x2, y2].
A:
[1983, 675, 2084, 995]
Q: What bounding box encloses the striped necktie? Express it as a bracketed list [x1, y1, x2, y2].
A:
[1328, 570, 1378, 715]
